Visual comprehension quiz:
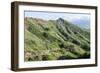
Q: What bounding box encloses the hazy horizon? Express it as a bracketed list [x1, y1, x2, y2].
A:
[24, 11, 90, 29]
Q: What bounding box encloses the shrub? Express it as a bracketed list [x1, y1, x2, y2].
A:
[44, 27, 50, 31]
[57, 55, 75, 60]
[72, 40, 80, 45]
[78, 52, 90, 58]
[59, 43, 65, 48]
[42, 55, 55, 60]
[28, 57, 33, 61]
[43, 32, 48, 38]
[81, 44, 90, 51]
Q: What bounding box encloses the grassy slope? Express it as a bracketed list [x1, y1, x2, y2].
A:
[24, 17, 90, 61]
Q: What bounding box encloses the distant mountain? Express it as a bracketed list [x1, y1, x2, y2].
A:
[24, 17, 90, 61]
[69, 18, 90, 29]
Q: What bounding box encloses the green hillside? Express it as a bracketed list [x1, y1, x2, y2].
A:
[24, 17, 90, 61]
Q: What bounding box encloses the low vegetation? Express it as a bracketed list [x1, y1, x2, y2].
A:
[24, 17, 90, 61]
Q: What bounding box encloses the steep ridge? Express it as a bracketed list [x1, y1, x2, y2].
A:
[24, 17, 90, 61]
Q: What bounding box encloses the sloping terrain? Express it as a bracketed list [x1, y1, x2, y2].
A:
[24, 17, 90, 61]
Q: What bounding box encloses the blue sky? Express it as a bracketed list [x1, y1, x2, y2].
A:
[24, 11, 90, 29]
